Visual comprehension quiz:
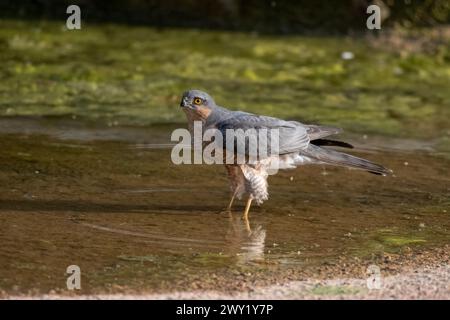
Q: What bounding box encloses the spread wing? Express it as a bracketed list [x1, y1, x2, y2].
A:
[214, 112, 310, 158]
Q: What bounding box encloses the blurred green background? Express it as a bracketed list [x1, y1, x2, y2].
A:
[0, 1, 449, 144]
[2, 0, 449, 33]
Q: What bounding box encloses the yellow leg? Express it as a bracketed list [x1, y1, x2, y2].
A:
[242, 197, 253, 233]
[243, 216, 251, 233]
[243, 197, 253, 220]
[227, 193, 236, 211]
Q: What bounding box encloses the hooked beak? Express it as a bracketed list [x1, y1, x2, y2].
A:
[180, 97, 190, 108]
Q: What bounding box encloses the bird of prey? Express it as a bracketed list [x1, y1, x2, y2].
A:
[180, 89, 390, 221]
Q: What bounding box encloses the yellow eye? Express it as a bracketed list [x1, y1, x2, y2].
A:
[193, 98, 202, 105]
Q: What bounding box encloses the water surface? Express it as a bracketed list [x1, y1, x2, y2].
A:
[0, 20, 449, 295]
[0, 117, 448, 295]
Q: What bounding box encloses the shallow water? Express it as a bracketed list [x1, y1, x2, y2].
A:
[0, 117, 448, 295]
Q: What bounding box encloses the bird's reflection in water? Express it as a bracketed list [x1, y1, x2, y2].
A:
[225, 213, 266, 265]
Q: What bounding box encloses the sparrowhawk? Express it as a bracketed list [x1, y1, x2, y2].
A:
[180, 89, 390, 223]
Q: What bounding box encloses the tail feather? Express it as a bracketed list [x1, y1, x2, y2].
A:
[311, 139, 354, 149]
[303, 144, 391, 176]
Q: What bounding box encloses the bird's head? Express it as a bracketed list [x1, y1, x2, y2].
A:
[180, 89, 216, 121]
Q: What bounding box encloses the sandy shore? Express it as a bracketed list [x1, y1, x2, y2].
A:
[4, 245, 449, 300]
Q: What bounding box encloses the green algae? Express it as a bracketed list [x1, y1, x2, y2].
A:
[0, 20, 449, 144]
[381, 236, 427, 246]
[352, 226, 449, 259]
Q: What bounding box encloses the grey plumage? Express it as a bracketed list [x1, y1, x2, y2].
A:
[180, 89, 391, 209]
[213, 113, 310, 157]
